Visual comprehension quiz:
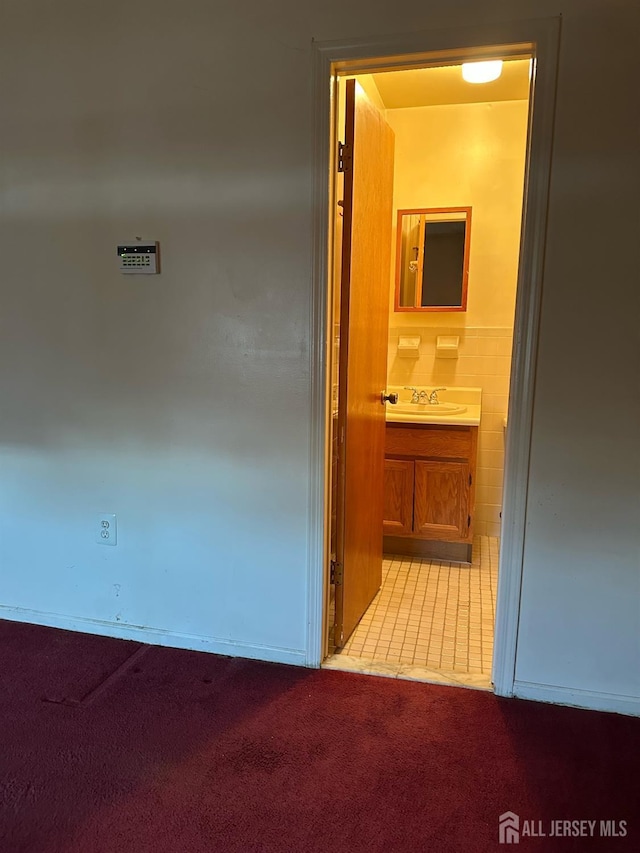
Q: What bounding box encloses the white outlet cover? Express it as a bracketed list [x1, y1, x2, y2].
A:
[97, 513, 117, 546]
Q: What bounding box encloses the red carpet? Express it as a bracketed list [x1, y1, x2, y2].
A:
[0, 620, 638, 852]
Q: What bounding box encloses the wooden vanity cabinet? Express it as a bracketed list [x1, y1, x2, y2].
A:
[381, 459, 414, 536]
[383, 422, 478, 561]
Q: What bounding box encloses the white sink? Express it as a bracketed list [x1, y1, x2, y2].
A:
[392, 403, 467, 416]
[385, 387, 481, 425]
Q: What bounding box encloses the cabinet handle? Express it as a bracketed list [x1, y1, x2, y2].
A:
[381, 391, 399, 404]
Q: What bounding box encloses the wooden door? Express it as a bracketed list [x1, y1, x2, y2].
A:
[334, 79, 395, 647]
[414, 460, 470, 542]
[383, 459, 414, 536]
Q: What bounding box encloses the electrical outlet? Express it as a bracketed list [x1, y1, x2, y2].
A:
[97, 514, 117, 546]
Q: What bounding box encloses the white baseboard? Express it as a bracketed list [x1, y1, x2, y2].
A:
[0, 605, 307, 667]
[514, 679, 640, 717]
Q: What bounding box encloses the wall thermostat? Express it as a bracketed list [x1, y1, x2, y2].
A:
[117, 242, 160, 274]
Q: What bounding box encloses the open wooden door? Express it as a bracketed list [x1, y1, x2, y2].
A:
[334, 79, 395, 647]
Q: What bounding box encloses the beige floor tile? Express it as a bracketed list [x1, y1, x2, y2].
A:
[335, 536, 498, 681]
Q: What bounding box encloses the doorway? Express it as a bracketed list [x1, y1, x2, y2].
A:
[328, 61, 528, 689]
[307, 21, 560, 697]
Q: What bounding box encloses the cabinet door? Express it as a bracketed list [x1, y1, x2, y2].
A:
[414, 460, 470, 542]
[383, 459, 414, 536]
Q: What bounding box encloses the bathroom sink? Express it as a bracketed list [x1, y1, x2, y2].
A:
[392, 403, 467, 416]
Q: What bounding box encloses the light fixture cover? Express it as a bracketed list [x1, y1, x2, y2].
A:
[462, 60, 503, 84]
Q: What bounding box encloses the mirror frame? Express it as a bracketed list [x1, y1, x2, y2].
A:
[394, 206, 472, 312]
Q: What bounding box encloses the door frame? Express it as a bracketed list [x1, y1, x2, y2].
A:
[306, 18, 561, 698]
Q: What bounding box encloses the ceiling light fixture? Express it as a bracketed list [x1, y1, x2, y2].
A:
[461, 60, 503, 84]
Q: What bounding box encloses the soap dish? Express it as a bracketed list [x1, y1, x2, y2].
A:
[397, 336, 421, 358]
[436, 335, 459, 358]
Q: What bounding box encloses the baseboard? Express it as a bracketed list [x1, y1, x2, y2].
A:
[514, 679, 640, 717]
[383, 536, 472, 564]
[0, 605, 307, 667]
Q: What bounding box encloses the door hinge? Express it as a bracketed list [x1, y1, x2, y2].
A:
[337, 141, 352, 173]
[330, 559, 343, 585]
[468, 515, 472, 527]
[469, 473, 473, 486]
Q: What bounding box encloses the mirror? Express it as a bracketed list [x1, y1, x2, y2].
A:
[395, 207, 471, 312]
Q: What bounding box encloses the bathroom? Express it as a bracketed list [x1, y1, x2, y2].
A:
[326, 57, 531, 688]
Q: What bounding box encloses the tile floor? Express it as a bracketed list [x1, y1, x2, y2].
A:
[327, 536, 498, 689]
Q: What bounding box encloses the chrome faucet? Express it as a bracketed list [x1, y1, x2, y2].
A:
[405, 386, 446, 404]
[427, 387, 446, 404]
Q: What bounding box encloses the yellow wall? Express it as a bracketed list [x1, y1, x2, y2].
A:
[384, 98, 529, 536]
[387, 100, 529, 328]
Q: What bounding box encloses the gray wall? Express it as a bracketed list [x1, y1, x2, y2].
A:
[0, 0, 638, 709]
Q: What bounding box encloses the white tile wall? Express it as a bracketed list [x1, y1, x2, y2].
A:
[388, 327, 512, 537]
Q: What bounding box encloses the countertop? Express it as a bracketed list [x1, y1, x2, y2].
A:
[384, 386, 482, 427]
[386, 405, 481, 427]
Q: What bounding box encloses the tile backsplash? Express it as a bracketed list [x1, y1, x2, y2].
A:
[388, 327, 513, 538]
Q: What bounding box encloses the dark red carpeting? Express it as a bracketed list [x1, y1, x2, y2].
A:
[0, 620, 638, 852]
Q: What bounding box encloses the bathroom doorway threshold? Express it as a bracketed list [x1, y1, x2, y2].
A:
[323, 539, 498, 692]
[307, 18, 561, 697]
[322, 655, 492, 691]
